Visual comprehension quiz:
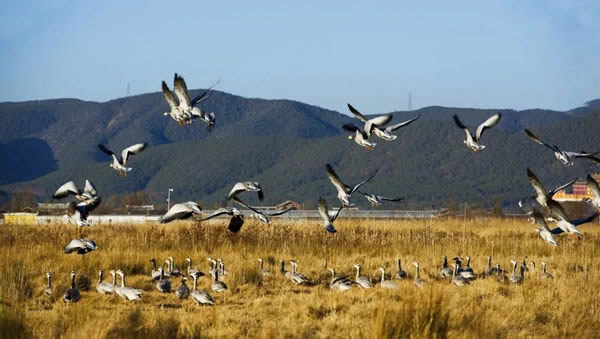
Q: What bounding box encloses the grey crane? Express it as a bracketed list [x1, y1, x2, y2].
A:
[64, 238, 97, 255]
[440, 256, 453, 278]
[584, 174, 600, 210]
[185, 258, 204, 278]
[171, 73, 218, 129]
[66, 197, 102, 227]
[353, 264, 373, 288]
[413, 262, 426, 288]
[159, 201, 202, 224]
[531, 208, 559, 247]
[378, 267, 398, 289]
[44, 272, 53, 297]
[484, 256, 499, 277]
[525, 129, 599, 166]
[176, 277, 190, 299]
[62, 271, 81, 303]
[318, 197, 344, 234]
[156, 267, 172, 293]
[342, 123, 377, 150]
[166, 257, 181, 277]
[96, 269, 114, 295]
[280, 259, 291, 278]
[329, 268, 355, 291]
[258, 258, 271, 276]
[509, 259, 525, 285]
[191, 272, 215, 305]
[115, 270, 142, 301]
[347, 103, 421, 141]
[396, 258, 408, 280]
[227, 182, 264, 202]
[290, 260, 311, 285]
[53, 180, 97, 202]
[527, 168, 575, 211]
[453, 113, 501, 152]
[452, 263, 470, 286]
[98, 143, 147, 176]
[326, 164, 375, 207]
[202, 207, 245, 233]
[540, 261, 553, 280]
[150, 258, 170, 281]
[211, 267, 228, 293]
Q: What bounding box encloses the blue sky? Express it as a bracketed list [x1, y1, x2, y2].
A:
[1, 1, 598, 113]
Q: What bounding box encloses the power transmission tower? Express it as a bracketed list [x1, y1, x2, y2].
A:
[126, 82, 131, 96]
[408, 92, 412, 111]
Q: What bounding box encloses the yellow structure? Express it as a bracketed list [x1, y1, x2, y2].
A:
[552, 173, 600, 201]
[3, 213, 38, 225]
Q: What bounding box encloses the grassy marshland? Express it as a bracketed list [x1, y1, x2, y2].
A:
[1, 217, 599, 338]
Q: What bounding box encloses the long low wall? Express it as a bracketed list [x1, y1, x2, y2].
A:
[31, 209, 443, 225]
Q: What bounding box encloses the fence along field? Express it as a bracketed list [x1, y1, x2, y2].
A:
[1, 217, 599, 338]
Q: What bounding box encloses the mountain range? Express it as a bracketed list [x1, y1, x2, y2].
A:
[1, 88, 599, 210]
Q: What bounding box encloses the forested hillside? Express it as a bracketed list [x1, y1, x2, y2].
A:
[1, 89, 599, 209]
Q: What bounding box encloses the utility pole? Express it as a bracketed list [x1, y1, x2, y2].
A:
[167, 188, 174, 210]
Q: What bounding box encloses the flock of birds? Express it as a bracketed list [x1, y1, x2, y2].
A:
[42, 73, 599, 304]
[51, 254, 555, 304]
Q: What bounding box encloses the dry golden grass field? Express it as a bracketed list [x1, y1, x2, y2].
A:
[1, 217, 600, 338]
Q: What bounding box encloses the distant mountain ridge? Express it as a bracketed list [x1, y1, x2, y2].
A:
[1, 89, 599, 208]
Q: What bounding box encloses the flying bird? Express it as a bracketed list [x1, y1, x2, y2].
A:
[527, 168, 575, 211]
[318, 198, 344, 233]
[524, 129, 599, 166]
[227, 182, 264, 202]
[201, 207, 245, 233]
[531, 208, 559, 247]
[162, 80, 187, 125]
[230, 197, 294, 225]
[584, 174, 600, 210]
[453, 113, 501, 152]
[98, 143, 147, 176]
[326, 164, 375, 206]
[546, 200, 590, 239]
[358, 192, 404, 207]
[64, 238, 97, 255]
[67, 197, 102, 227]
[342, 124, 377, 150]
[159, 201, 202, 224]
[173, 74, 218, 129]
[347, 103, 420, 141]
[53, 180, 97, 202]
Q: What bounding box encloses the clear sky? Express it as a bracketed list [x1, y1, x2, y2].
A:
[1, 1, 598, 113]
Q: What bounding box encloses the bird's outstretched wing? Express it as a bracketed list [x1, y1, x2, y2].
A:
[548, 179, 576, 196]
[474, 113, 501, 141]
[385, 115, 421, 132]
[524, 129, 555, 151]
[265, 207, 294, 216]
[121, 143, 147, 165]
[53, 181, 80, 199]
[347, 103, 369, 122]
[159, 203, 194, 224]
[190, 80, 220, 106]
[349, 171, 377, 195]
[453, 115, 473, 143]
[83, 180, 97, 196]
[173, 73, 192, 109]
[201, 208, 233, 221]
[587, 175, 600, 200]
[527, 168, 547, 201]
[326, 164, 349, 193]
[162, 81, 178, 109]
